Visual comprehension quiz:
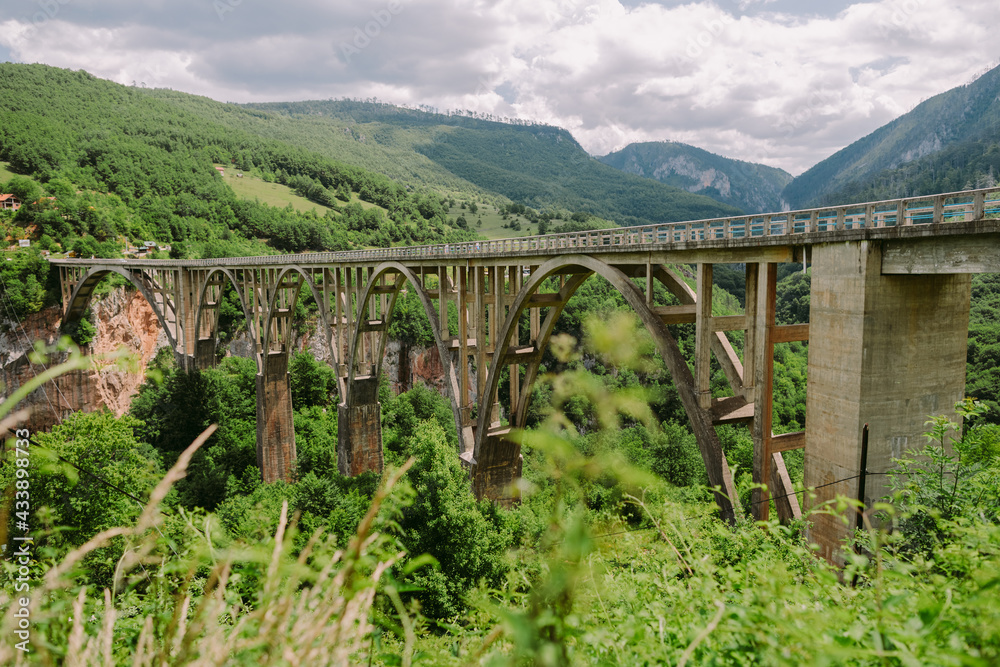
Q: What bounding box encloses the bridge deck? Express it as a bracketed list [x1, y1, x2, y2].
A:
[49, 187, 1000, 269]
[41, 186, 1000, 563]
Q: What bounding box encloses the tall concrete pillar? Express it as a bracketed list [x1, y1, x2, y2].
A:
[468, 428, 522, 508]
[804, 240, 971, 564]
[194, 338, 217, 370]
[257, 352, 297, 482]
[337, 376, 383, 476]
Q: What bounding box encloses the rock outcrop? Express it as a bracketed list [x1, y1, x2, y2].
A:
[2, 296, 459, 434]
[0, 287, 167, 431]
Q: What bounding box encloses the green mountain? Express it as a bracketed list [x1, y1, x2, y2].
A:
[0, 63, 483, 263]
[238, 99, 743, 225]
[783, 63, 1000, 208]
[816, 133, 1000, 207]
[597, 141, 792, 214]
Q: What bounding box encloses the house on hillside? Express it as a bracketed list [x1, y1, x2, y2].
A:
[0, 194, 21, 211]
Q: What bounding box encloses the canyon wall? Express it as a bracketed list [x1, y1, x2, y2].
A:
[0, 288, 168, 431]
[2, 288, 449, 432]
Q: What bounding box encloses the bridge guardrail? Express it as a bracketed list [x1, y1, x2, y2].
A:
[48, 187, 1000, 267]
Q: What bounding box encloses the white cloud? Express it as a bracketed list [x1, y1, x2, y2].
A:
[0, 0, 997, 174]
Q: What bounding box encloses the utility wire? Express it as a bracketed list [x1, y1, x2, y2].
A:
[0, 267, 81, 424]
[4, 432, 180, 556]
[0, 271, 64, 423]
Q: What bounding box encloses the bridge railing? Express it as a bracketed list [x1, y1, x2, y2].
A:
[49, 187, 1000, 267]
[345, 186, 1000, 260]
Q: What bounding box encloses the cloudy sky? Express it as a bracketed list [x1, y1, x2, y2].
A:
[1, 0, 998, 174]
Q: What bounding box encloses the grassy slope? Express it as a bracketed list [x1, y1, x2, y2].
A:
[219, 98, 741, 224]
[146, 91, 492, 199]
[220, 163, 544, 241]
[219, 165, 542, 240]
[217, 167, 332, 215]
[0, 161, 18, 183]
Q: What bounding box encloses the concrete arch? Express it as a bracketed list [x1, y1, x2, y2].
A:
[192, 267, 257, 369]
[65, 265, 177, 350]
[473, 254, 739, 521]
[345, 261, 464, 450]
[260, 266, 337, 380]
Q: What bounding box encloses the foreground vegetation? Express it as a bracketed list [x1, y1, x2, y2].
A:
[2, 313, 1000, 664]
[2, 60, 1000, 664]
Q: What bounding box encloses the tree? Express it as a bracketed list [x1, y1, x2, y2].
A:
[0, 247, 53, 315]
[129, 357, 259, 510]
[398, 421, 514, 618]
[169, 241, 187, 259]
[289, 351, 338, 410]
[387, 289, 435, 347]
[3, 175, 41, 205]
[776, 271, 810, 325]
[1, 411, 162, 587]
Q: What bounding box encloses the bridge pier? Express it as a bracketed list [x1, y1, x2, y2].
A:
[257, 352, 298, 483]
[337, 376, 384, 476]
[804, 240, 971, 564]
[468, 428, 522, 508]
[194, 338, 217, 370]
[47, 187, 1000, 551]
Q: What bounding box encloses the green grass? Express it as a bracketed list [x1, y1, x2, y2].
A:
[219, 166, 391, 218]
[0, 161, 20, 184]
[218, 167, 332, 215]
[447, 199, 617, 241]
[449, 203, 527, 240]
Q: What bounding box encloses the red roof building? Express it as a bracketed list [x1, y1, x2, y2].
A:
[0, 194, 21, 211]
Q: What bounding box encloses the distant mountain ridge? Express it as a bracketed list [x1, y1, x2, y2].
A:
[598, 141, 792, 214]
[782, 62, 1000, 207]
[241, 99, 743, 225]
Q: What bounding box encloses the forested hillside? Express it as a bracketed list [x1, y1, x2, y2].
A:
[242, 99, 744, 225]
[0, 63, 481, 262]
[782, 62, 1000, 207]
[816, 134, 1000, 206]
[598, 141, 792, 214]
[2, 62, 1000, 664]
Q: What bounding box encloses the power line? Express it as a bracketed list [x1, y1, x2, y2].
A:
[10, 433, 179, 556]
[0, 270, 64, 424]
[25, 434, 149, 507]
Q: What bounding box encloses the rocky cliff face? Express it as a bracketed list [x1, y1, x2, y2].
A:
[0, 288, 168, 431]
[598, 141, 792, 214]
[2, 294, 455, 435]
[227, 329, 451, 396]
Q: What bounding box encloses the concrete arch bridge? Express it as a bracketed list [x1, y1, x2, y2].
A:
[51, 187, 1000, 562]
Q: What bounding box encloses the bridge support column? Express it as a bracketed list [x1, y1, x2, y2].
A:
[257, 352, 297, 483]
[467, 428, 522, 508]
[195, 338, 217, 370]
[804, 240, 971, 564]
[337, 376, 384, 476]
